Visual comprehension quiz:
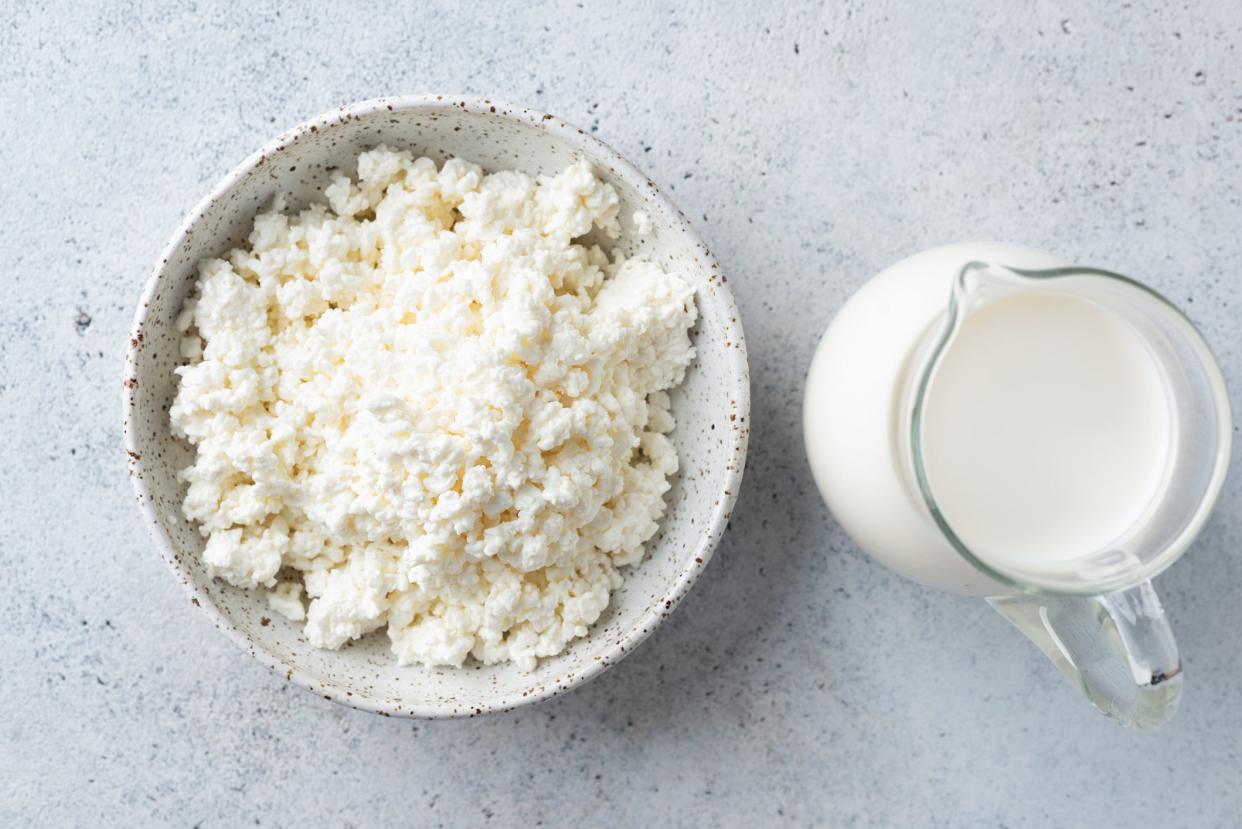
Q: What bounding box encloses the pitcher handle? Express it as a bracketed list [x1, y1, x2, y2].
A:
[987, 580, 1181, 729]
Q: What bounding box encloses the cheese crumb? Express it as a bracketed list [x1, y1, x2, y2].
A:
[170, 148, 697, 670]
[268, 581, 305, 622]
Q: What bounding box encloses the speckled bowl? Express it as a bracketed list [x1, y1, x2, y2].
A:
[123, 95, 749, 717]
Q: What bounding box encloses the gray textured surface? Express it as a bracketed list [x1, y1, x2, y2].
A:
[3, 1, 1241, 826]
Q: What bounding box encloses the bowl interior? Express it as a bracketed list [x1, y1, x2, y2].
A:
[126, 99, 748, 716]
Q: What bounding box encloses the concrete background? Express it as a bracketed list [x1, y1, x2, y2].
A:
[3, 1, 1241, 826]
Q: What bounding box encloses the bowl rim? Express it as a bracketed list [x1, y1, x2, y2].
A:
[123, 94, 750, 718]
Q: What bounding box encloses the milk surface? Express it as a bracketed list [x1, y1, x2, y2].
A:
[920, 290, 1172, 569]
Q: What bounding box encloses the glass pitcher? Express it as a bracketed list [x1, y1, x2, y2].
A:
[804, 243, 1232, 728]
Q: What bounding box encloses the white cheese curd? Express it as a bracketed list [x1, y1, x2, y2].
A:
[267, 581, 305, 622]
[170, 148, 697, 670]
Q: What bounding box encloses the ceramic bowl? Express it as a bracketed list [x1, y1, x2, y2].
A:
[123, 95, 750, 717]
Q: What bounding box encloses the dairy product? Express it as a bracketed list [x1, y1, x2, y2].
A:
[920, 291, 1172, 567]
[805, 242, 1181, 593]
[169, 147, 697, 670]
[804, 244, 1230, 728]
[804, 244, 1071, 592]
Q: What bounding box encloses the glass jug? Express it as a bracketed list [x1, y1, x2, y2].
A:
[804, 243, 1232, 728]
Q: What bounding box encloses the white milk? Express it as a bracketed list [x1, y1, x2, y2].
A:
[804, 242, 1175, 594]
[919, 290, 1172, 569]
[805, 243, 1232, 726]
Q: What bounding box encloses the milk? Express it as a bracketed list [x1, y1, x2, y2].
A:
[919, 290, 1173, 570]
[803, 243, 1232, 726]
[799, 241, 1177, 596]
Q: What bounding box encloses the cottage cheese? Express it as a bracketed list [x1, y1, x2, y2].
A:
[169, 148, 697, 670]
